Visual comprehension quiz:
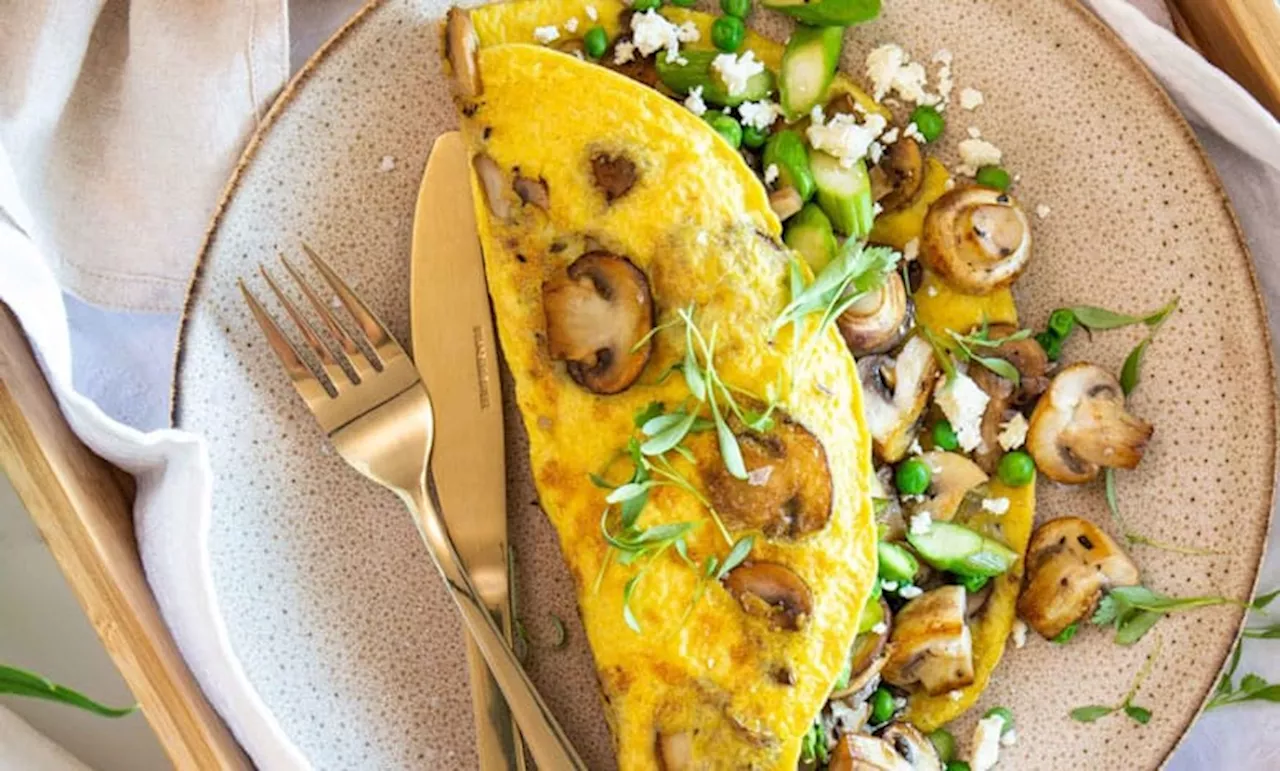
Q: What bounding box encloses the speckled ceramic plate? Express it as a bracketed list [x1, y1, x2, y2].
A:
[174, 0, 1275, 768]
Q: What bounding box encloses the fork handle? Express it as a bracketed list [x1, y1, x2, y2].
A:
[401, 482, 589, 771]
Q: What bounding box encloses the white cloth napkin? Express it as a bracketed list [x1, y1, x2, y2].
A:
[1, 0, 1278, 769]
[0, 706, 94, 771]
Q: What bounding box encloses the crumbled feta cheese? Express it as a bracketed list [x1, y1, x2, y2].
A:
[910, 512, 933, 536]
[1011, 619, 1028, 649]
[613, 41, 636, 65]
[881, 580, 899, 591]
[959, 87, 985, 110]
[738, 100, 781, 131]
[934, 372, 990, 452]
[903, 238, 920, 262]
[866, 44, 937, 105]
[872, 201, 884, 216]
[1001, 729, 1018, 748]
[631, 10, 685, 62]
[956, 138, 1003, 176]
[909, 438, 924, 455]
[806, 112, 888, 168]
[533, 25, 560, 44]
[676, 21, 700, 43]
[1036, 204, 1052, 220]
[871, 621, 888, 635]
[880, 127, 900, 144]
[893, 696, 908, 709]
[378, 155, 396, 172]
[903, 121, 925, 142]
[564, 17, 579, 33]
[948, 690, 964, 702]
[943, 178, 956, 191]
[967, 126, 982, 139]
[998, 413, 1029, 451]
[982, 497, 1011, 515]
[926, 284, 939, 297]
[932, 49, 954, 65]
[585, 4, 598, 20]
[712, 50, 765, 97]
[764, 163, 780, 185]
[684, 85, 707, 116]
[867, 141, 885, 164]
[899, 585, 923, 599]
[970, 715, 1005, 771]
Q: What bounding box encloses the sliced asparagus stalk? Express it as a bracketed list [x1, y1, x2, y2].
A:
[779, 25, 844, 120]
[655, 50, 775, 107]
[811, 152, 874, 238]
[763, 129, 815, 201]
[762, 0, 881, 27]
[783, 203, 838, 273]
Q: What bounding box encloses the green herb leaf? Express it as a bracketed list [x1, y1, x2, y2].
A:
[634, 401, 666, 428]
[1052, 623, 1079, 644]
[513, 619, 531, 661]
[1110, 585, 1247, 614]
[716, 536, 755, 580]
[1070, 705, 1115, 723]
[1123, 704, 1152, 725]
[623, 575, 643, 632]
[606, 481, 653, 504]
[640, 412, 683, 436]
[1120, 337, 1152, 396]
[1243, 624, 1280, 639]
[640, 411, 699, 456]
[919, 327, 958, 382]
[1068, 298, 1179, 331]
[712, 396, 747, 480]
[1254, 588, 1280, 609]
[589, 473, 614, 489]
[772, 242, 900, 337]
[1092, 594, 1120, 626]
[972, 354, 1022, 386]
[1115, 610, 1163, 646]
[0, 665, 136, 718]
[549, 614, 568, 649]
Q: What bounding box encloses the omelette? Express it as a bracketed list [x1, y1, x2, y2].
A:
[448, 38, 878, 771]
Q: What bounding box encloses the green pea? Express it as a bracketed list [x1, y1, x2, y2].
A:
[928, 729, 957, 763]
[984, 707, 1016, 735]
[958, 573, 989, 594]
[975, 165, 1011, 191]
[997, 451, 1035, 487]
[870, 687, 896, 724]
[946, 762, 972, 771]
[909, 105, 945, 143]
[742, 124, 768, 149]
[705, 111, 743, 148]
[632, 0, 661, 10]
[895, 458, 931, 496]
[1052, 623, 1079, 644]
[1048, 308, 1077, 339]
[1035, 330, 1064, 361]
[932, 420, 959, 451]
[711, 15, 746, 53]
[720, 0, 751, 18]
[583, 26, 609, 59]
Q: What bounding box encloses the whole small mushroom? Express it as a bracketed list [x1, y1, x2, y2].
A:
[869, 137, 925, 213]
[920, 187, 1032, 295]
[906, 451, 988, 523]
[1018, 516, 1140, 639]
[879, 723, 943, 771]
[859, 336, 939, 463]
[1026, 363, 1154, 484]
[829, 733, 914, 771]
[543, 252, 654, 394]
[882, 585, 975, 695]
[838, 271, 914, 357]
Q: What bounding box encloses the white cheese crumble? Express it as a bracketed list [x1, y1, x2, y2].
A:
[585, 4, 598, 20]
[1001, 729, 1018, 748]
[676, 21, 700, 43]
[959, 87, 985, 110]
[683, 85, 707, 117]
[967, 126, 982, 139]
[613, 41, 636, 65]
[712, 50, 765, 97]
[903, 121, 925, 143]
[899, 585, 924, 599]
[956, 138, 1003, 176]
[378, 155, 396, 172]
[564, 17, 579, 33]
[903, 238, 920, 262]
[866, 43, 938, 105]
[806, 110, 889, 168]
[880, 126, 900, 144]
[982, 497, 1011, 515]
[943, 177, 957, 191]
[871, 621, 888, 635]
[935, 372, 990, 452]
[872, 201, 884, 216]
[881, 580, 899, 591]
[909, 438, 924, 455]
[910, 512, 933, 536]
[1036, 204, 1052, 220]
[738, 100, 781, 131]
[533, 25, 560, 44]
[868, 141, 885, 164]
[970, 715, 1005, 771]
[997, 413, 1029, 451]
[893, 696, 908, 709]
[764, 163, 780, 185]
[631, 10, 685, 63]
[1011, 619, 1028, 649]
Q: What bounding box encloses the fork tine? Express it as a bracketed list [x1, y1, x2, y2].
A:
[279, 255, 381, 383]
[259, 265, 358, 388]
[302, 243, 405, 369]
[238, 280, 337, 400]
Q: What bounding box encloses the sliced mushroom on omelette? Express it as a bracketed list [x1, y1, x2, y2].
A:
[450, 42, 877, 770]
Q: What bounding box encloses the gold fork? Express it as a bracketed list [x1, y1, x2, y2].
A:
[238, 245, 586, 771]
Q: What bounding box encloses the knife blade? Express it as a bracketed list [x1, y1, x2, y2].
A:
[410, 131, 525, 771]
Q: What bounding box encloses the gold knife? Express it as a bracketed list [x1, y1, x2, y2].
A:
[410, 131, 525, 771]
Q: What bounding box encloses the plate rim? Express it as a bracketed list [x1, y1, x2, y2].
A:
[169, 0, 1279, 766]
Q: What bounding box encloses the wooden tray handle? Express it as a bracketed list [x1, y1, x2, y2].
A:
[1166, 0, 1280, 118]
